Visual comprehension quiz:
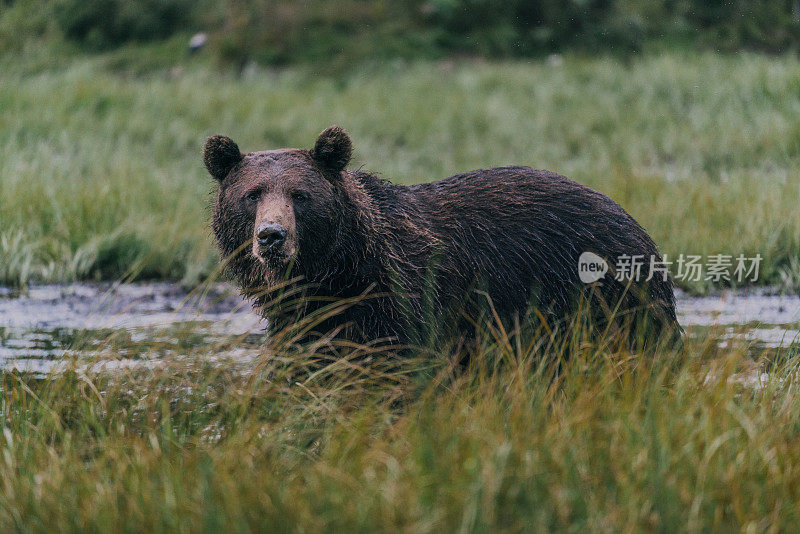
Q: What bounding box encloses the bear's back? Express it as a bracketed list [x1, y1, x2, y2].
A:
[395, 166, 675, 325]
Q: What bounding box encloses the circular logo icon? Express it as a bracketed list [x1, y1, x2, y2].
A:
[578, 252, 608, 283]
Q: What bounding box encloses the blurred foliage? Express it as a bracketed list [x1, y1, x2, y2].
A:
[425, 0, 632, 55]
[203, 0, 434, 68]
[1, 0, 799, 64]
[0, 0, 57, 51]
[422, 0, 800, 55]
[53, 0, 195, 50]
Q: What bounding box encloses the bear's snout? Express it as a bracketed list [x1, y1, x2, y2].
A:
[256, 223, 287, 250]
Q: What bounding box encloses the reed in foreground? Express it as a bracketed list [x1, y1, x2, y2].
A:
[1, 316, 799, 531]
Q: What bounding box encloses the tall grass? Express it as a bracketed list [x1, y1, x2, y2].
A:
[1, 312, 799, 530]
[1, 51, 800, 291]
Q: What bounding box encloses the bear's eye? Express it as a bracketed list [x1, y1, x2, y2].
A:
[245, 190, 261, 203]
[291, 191, 311, 203]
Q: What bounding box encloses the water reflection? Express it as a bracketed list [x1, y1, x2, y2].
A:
[0, 284, 798, 374]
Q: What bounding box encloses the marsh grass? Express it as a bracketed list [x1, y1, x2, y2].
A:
[2, 51, 800, 291]
[1, 299, 799, 531]
[3, 47, 800, 531]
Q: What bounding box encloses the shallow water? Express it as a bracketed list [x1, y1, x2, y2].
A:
[0, 283, 264, 374]
[0, 283, 798, 374]
[676, 288, 800, 348]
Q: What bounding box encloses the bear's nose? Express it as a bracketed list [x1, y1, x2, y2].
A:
[256, 223, 286, 250]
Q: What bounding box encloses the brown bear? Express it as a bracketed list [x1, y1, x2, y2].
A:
[204, 126, 681, 347]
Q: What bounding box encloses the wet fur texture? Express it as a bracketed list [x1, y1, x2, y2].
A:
[206, 127, 680, 346]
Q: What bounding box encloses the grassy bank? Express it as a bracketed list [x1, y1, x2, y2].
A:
[1, 51, 800, 292]
[1, 324, 799, 530]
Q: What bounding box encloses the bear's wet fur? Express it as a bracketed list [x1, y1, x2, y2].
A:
[204, 126, 681, 346]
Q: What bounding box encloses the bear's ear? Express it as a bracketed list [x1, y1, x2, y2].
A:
[203, 135, 243, 181]
[310, 126, 352, 175]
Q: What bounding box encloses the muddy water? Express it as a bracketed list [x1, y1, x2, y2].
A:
[0, 283, 264, 374]
[0, 284, 798, 374]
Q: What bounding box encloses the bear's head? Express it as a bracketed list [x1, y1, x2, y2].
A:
[203, 126, 353, 285]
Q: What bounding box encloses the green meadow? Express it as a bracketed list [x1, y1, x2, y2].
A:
[2, 51, 800, 291]
[3, 48, 800, 532]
